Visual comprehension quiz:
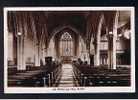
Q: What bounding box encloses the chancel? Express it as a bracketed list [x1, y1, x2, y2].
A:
[7, 11, 131, 87]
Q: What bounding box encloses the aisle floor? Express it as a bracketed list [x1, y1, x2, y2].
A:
[58, 64, 75, 87]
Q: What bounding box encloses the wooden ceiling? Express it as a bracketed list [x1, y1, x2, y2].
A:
[7, 11, 130, 44]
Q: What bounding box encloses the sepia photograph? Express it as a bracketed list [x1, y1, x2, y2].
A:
[4, 7, 135, 93]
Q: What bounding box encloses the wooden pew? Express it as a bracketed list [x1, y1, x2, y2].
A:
[72, 62, 130, 86]
[8, 60, 62, 87]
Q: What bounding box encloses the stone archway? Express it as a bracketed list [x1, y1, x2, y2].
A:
[49, 25, 82, 63]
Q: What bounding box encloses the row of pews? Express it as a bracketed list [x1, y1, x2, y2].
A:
[8, 57, 62, 87]
[72, 60, 130, 86]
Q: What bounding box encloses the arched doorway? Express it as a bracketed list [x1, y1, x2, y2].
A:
[60, 32, 73, 63]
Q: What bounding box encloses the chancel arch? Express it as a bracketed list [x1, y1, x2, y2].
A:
[52, 26, 81, 63]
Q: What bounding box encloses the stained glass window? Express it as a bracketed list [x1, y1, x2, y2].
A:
[60, 32, 73, 56]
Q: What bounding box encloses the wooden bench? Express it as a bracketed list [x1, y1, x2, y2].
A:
[8, 61, 62, 87]
[72, 62, 130, 86]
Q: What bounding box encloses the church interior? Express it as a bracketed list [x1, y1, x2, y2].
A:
[7, 11, 131, 87]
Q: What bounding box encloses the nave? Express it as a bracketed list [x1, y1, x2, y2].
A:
[7, 10, 131, 87]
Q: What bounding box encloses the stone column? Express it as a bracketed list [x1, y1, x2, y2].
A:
[108, 32, 113, 69]
[34, 43, 40, 66]
[17, 35, 21, 70]
[94, 40, 100, 66]
[94, 15, 104, 66]
[17, 33, 26, 70]
[112, 12, 119, 69]
[108, 12, 119, 69]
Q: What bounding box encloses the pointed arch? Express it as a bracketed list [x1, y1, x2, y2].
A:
[94, 14, 105, 66]
[51, 25, 83, 40]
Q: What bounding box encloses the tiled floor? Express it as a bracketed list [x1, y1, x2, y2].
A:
[58, 64, 74, 87]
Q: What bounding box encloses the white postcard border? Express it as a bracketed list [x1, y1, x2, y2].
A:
[4, 7, 135, 93]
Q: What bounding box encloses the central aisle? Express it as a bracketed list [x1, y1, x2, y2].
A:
[58, 64, 74, 87]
